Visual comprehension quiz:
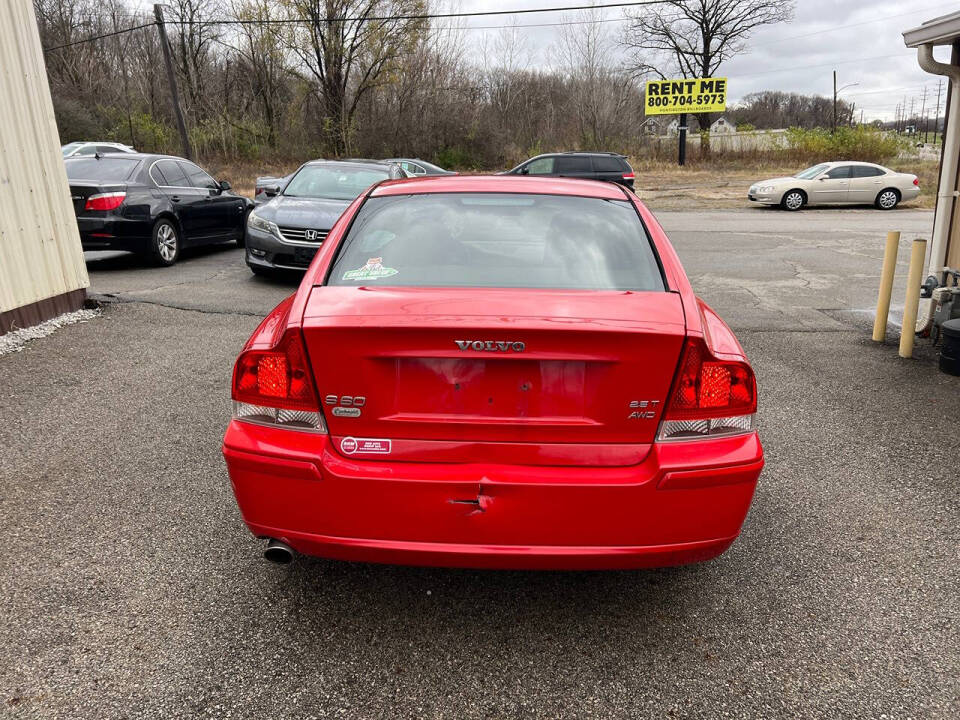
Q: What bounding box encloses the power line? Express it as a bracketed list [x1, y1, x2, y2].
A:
[43, 0, 667, 51]
[43, 20, 156, 51]
[742, 1, 959, 51]
[171, 1, 668, 25]
[731, 53, 914, 79]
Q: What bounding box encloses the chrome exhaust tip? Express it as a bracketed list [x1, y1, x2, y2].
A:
[264, 539, 294, 565]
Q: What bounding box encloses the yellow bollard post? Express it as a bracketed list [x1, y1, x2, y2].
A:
[873, 231, 901, 342]
[899, 238, 928, 358]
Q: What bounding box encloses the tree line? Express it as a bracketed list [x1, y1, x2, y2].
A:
[37, 0, 815, 168]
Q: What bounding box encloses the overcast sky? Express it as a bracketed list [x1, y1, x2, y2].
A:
[128, 0, 957, 121]
[451, 0, 958, 122]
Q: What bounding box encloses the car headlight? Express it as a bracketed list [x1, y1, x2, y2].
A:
[756, 185, 775, 193]
[248, 211, 281, 239]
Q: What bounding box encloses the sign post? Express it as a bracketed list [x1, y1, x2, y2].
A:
[678, 113, 687, 166]
[645, 77, 728, 166]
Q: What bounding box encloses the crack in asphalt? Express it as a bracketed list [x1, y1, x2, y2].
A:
[90, 293, 265, 318]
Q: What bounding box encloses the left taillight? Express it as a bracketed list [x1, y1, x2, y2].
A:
[657, 338, 756, 441]
[231, 328, 326, 432]
[622, 171, 635, 182]
[84, 192, 126, 211]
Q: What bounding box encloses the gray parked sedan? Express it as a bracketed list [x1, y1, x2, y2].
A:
[245, 160, 406, 275]
[383, 158, 455, 176]
[748, 161, 920, 210]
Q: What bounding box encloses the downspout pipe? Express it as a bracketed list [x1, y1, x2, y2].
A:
[915, 44, 960, 332]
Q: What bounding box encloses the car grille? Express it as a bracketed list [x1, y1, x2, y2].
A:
[278, 226, 328, 244]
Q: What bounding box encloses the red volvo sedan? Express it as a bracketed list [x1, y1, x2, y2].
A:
[222, 176, 763, 570]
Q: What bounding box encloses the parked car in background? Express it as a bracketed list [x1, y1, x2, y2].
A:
[383, 158, 456, 176]
[245, 160, 407, 275]
[61, 141, 136, 158]
[223, 175, 763, 569]
[65, 153, 251, 266]
[502, 152, 635, 189]
[254, 171, 295, 206]
[748, 161, 920, 210]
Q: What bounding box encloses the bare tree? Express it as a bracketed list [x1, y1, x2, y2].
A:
[285, 0, 429, 155]
[623, 0, 794, 146]
[229, 0, 293, 147]
[557, 10, 637, 149]
[166, 0, 223, 121]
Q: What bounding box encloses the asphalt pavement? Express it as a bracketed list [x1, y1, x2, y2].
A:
[1, 207, 957, 718]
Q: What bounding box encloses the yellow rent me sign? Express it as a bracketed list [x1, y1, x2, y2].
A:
[644, 78, 728, 115]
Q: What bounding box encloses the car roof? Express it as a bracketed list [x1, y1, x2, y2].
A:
[531, 151, 627, 158]
[65, 152, 173, 160]
[68, 141, 131, 147]
[370, 174, 630, 199]
[305, 159, 396, 170]
[823, 160, 886, 167]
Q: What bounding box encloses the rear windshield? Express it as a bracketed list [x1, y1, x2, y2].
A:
[65, 157, 141, 181]
[284, 165, 389, 201]
[592, 156, 628, 172]
[328, 193, 665, 291]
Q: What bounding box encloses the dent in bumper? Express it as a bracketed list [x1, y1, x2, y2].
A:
[222, 421, 763, 569]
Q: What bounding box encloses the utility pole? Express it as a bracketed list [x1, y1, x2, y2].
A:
[919, 85, 928, 143]
[832, 70, 837, 132]
[154, 4, 193, 160]
[934, 79, 943, 143]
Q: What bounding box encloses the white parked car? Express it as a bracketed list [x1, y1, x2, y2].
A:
[748, 161, 920, 211]
[61, 142, 136, 158]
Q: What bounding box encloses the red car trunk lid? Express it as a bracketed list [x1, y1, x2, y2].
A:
[302, 286, 685, 463]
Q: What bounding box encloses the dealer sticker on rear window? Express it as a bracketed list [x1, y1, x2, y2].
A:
[339, 437, 392, 455]
[342, 257, 398, 281]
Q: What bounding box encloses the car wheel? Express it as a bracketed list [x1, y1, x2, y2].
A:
[875, 188, 900, 210]
[780, 190, 806, 211]
[150, 219, 180, 266]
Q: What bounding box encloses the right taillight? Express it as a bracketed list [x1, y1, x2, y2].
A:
[622, 171, 635, 182]
[657, 339, 756, 441]
[231, 328, 326, 432]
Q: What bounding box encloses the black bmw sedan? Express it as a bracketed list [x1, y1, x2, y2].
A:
[65, 153, 252, 266]
[244, 160, 405, 275]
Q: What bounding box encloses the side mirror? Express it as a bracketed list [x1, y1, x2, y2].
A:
[265, 185, 280, 197]
[219, 180, 231, 192]
[520, 166, 529, 175]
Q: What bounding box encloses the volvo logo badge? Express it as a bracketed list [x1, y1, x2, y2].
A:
[455, 340, 525, 352]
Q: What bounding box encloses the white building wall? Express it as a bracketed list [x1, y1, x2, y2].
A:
[0, 0, 89, 320]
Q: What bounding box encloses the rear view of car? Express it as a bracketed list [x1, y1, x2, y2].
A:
[66, 155, 144, 250]
[223, 176, 762, 570]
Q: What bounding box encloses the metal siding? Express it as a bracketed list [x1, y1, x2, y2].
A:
[0, 0, 89, 315]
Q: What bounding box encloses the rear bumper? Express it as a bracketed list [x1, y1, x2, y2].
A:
[900, 186, 921, 202]
[222, 422, 763, 570]
[77, 216, 151, 252]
